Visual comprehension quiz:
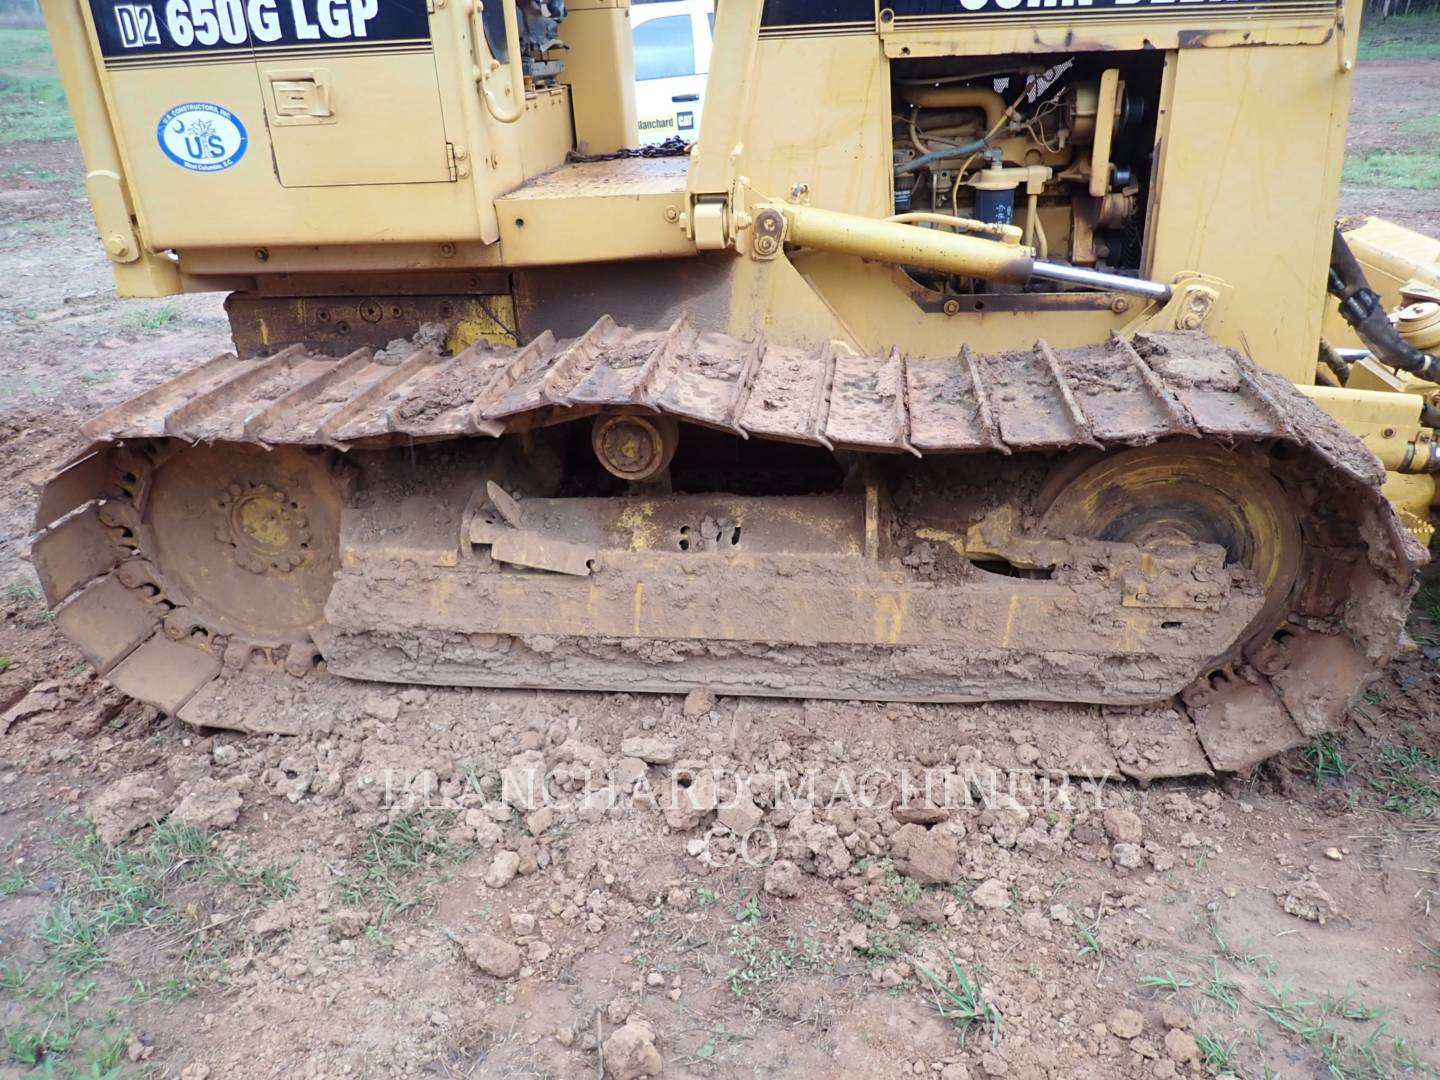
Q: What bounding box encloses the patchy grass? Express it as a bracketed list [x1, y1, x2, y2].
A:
[914, 955, 1002, 1047]
[1201, 960, 1242, 1015]
[724, 925, 822, 999]
[848, 896, 915, 967]
[1195, 1029, 1245, 1075]
[1073, 913, 1104, 972]
[0, 820, 293, 1076]
[1342, 149, 1440, 190]
[0, 27, 57, 69]
[733, 894, 762, 927]
[0, 865, 26, 895]
[1139, 969, 1192, 996]
[1370, 744, 1440, 817]
[1402, 112, 1440, 140]
[0, 31, 72, 145]
[119, 303, 183, 333]
[1358, 11, 1440, 60]
[712, 894, 825, 999]
[1155, 910, 1439, 1077]
[0, 161, 75, 187]
[0, 216, 81, 253]
[37, 821, 294, 974]
[847, 859, 924, 968]
[721, 897, 823, 999]
[1302, 734, 1349, 786]
[693, 1022, 743, 1062]
[335, 810, 472, 921]
[1421, 941, 1440, 973]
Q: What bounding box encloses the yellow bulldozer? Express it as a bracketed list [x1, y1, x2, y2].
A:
[31, 0, 1440, 778]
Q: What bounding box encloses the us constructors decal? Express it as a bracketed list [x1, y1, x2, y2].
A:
[90, 0, 431, 64]
[156, 101, 247, 171]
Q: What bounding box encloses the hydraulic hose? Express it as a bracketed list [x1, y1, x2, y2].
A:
[895, 137, 990, 176]
[1328, 226, 1440, 383]
[1318, 338, 1352, 385]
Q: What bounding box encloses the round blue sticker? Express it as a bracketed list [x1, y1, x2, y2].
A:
[156, 102, 247, 173]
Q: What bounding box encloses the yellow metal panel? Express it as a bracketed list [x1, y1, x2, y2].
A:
[1381, 472, 1437, 545]
[496, 158, 692, 265]
[689, 0, 761, 196]
[515, 87, 574, 177]
[259, 54, 453, 187]
[791, 254, 1132, 355]
[879, 20, 1337, 59]
[1147, 39, 1355, 384]
[737, 35, 891, 220]
[1299, 384, 1421, 470]
[558, 1, 638, 155]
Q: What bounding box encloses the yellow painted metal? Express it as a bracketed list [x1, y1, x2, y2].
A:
[773, 202, 1034, 284]
[878, 16, 1337, 59]
[258, 53, 455, 188]
[46, 0, 581, 279]
[899, 85, 1006, 130]
[1348, 356, 1418, 395]
[1382, 471, 1437, 544]
[476, 0, 526, 123]
[688, 0, 762, 199]
[1338, 217, 1440, 304]
[449, 297, 520, 353]
[1396, 301, 1440, 352]
[496, 159, 691, 265]
[731, 34, 892, 222]
[1145, 37, 1356, 385]
[1341, 359, 1439, 438]
[1088, 68, 1121, 199]
[769, 253, 1132, 354]
[557, 0, 638, 155]
[1300, 385, 1423, 471]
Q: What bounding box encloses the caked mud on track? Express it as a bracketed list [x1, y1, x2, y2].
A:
[30, 322, 1423, 780]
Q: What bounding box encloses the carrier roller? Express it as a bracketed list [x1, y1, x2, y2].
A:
[32, 321, 1423, 778]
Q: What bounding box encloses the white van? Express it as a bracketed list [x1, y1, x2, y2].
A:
[631, 0, 714, 146]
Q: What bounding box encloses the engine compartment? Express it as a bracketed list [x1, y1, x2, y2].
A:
[891, 53, 1164, 292]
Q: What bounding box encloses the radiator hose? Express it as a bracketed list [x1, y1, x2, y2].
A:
[1328, 226, 1440, 383]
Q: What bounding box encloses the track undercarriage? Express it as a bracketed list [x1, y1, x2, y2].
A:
[32, 322, 1422, 778]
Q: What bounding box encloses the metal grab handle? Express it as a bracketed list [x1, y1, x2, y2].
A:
[474, 0, 524, 124]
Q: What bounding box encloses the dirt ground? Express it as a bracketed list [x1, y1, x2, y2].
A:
[2, 50, 1440, 1080]
[1337, 60, 1440, 235]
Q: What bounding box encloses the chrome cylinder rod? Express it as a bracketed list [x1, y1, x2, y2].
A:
[1030, 259, 1173, 302]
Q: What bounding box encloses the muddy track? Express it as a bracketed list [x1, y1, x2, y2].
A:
[29, 322, 1423, 780]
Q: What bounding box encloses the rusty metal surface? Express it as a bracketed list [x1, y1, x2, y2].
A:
[31, 322, 1420, 776]
[226, 293, 519, 358]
